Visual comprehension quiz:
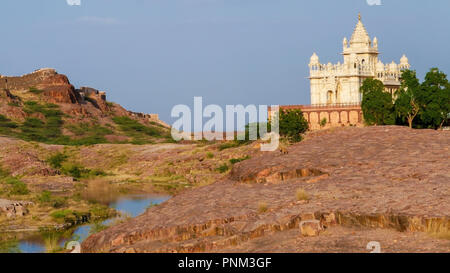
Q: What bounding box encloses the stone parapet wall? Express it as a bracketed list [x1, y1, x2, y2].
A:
[129, 111, 171, 128]
[0, 68, 65, 91]
[270, 104, 364, 131]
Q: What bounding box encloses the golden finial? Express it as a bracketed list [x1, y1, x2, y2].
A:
[358, 13, 361, 21]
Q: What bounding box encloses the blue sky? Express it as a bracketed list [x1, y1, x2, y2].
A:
[0, 0, 449, 123]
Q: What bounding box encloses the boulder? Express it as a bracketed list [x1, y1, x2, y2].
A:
[299, 220, 323, 237]
[0, 199, 33, 218]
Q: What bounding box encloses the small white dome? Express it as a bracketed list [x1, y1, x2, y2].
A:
[310, 52, 319, 64]
[376, 61, 385, 71]
[400, 54, 409, 64]
[389, 61, 398, 71]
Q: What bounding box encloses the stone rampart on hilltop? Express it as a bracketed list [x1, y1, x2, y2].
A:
[0, 68, 169, 127]
[0, 68, 82, 104]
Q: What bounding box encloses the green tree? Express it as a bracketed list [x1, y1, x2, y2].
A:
[361, 78, 395, 125]
[416, 68, 450, 129]
[394, 70, 421, 128]
[279, 109, 309, 142]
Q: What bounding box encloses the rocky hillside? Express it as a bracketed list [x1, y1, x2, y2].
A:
[0, 68, 171, 145]
[81, 126, 450, 253]
[0, 133, 257, 234]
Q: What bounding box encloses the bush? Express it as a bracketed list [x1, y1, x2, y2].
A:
[218, 141, 242, 151]
[215, 164, 229, 173]
[50, 209, 74, 219]
[4, 177, 30, 195]
[51, 197, 67, 209]
[29, 87, 44, 95]
[206, 152, 214, 159]
[0, 115, 17, 126]
[46, 152, 68, 169]
[61, 163, 93, 179]
[89, 205, 112, 219]
[7, 102, 20, 107]
[229, 155, 250, 165]
[60, 162, 106, 179]
[38, 191, 52, 203]
[113, 116, 160, 137]
[38, 191, 68, 208]
[279, 109, 309, 142]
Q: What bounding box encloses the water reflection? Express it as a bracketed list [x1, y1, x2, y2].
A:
[12, 193, 170, 253]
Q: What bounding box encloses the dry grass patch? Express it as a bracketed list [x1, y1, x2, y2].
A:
[258, 202, 268, 213]
[296, 188, 310, 201]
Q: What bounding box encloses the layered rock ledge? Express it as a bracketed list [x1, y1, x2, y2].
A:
[82, 126, 450, 253]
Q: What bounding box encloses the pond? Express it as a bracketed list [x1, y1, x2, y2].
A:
[15, 194, 170, 253]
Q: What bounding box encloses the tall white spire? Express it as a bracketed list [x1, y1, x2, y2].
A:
[350, 13, 371, 47]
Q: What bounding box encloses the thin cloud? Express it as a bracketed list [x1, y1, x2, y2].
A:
[67, 0, 81, 6]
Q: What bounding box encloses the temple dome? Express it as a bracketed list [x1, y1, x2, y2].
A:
[310, 52, 319, 64]
[400, 54, 409, 64]
[389, 61, 398, 71]
[350, 15, 371, 47]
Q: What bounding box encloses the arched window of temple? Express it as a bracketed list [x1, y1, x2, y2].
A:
[327, 91, 334, 105]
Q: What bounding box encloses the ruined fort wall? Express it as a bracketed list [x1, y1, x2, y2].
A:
[1, 68, 170, 128]
[0, 69, 66, 91]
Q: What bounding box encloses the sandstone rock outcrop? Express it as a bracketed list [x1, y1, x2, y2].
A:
[0, 68, 169, 128]
[299, 220, 323, 237]
[81, 126, 450, 253]
[0, 199, 33, 218]
[0, 68, 82, 104]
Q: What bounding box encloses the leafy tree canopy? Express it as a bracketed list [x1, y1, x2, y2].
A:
[416, 68, 450, 129]
[394, 70, 421, 128]
[361, 78, 395, 126]
[279, 109, 309, 142]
